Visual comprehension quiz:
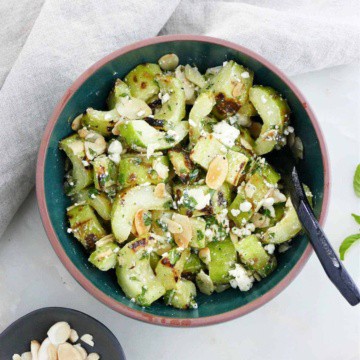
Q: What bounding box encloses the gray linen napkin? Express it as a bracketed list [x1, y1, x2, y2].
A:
[0, 0, 358, 238]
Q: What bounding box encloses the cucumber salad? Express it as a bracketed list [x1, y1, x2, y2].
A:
[61, 53, 311, 310]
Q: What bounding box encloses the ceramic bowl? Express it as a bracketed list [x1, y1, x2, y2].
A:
[36, 35, 330, 327]
[0, 307, 126, 358]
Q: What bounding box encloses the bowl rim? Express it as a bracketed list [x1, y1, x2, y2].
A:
[0, 307, 126, 358]
[36, 34, 330, 327]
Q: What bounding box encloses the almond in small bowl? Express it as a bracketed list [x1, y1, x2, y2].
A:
[0, 308, 125, 360]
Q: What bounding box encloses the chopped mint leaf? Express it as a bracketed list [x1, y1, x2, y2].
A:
[197, 230, 204, 241]
[143, 212, 152, 226]
[88, 188, 100, 197]
[263, 209, 271, 217]
[168, 249, 181, 265]
[156, 219, 168, 232]
[182, 192, 198, 210]
[164, 133, 176, 143]
[189, 168, 199, 182]
[88, 147, 97, 157]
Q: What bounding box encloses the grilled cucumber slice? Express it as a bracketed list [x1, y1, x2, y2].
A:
[249, 86, 291, 155]
[154, 75, 186, 129]
[111, 185, 172, 243]
[117, 120, 189, 152]
[116, 236, 165, 306]
[60, 134, 93, 195]
[125, 63, 162, 103]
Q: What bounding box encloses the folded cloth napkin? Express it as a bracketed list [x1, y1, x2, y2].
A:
[0, 0, 359, 239]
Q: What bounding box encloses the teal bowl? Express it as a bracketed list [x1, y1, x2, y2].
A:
[36, 35, 330, 327]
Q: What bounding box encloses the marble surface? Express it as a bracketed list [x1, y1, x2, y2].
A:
[0, 64, 359, 360]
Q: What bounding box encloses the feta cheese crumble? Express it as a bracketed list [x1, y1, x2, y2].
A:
[212, 121, 240, 148]
[231, 209, 241, 217]
[161, 93, 170, 104]
[239, 201, 252, 212]
[264, 244, 275, 255]
[108, 139, 123, 164]
[186, 188, 211, 210]
[245, 183, 257, 198]
[152, 159, 169, 179]
[166, 129, 179, 142]
[241, 71, 250, 79]
[146, 143, 157, 159]
[261, 197, 275, 217]
[229, 264, 254, 291]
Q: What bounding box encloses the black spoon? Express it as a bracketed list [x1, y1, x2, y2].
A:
[266, 147, 360, 306]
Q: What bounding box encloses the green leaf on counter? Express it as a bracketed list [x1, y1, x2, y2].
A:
[353, 164, 360, 197]
[339, 233, 360, 260]
[351, 213, 360, 225]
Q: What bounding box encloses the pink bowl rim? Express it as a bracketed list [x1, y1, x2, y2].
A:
[36, 34, 330, 327]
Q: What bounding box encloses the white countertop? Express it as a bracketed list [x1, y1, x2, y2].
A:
[0, 64, 359, 360]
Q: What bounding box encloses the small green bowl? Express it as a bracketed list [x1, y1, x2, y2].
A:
[36, 35, 330, 327]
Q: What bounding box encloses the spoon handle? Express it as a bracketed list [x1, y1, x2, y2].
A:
[297, 201, 360, 305]
[290, 168, 360, 306]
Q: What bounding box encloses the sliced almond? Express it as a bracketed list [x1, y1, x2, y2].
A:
[74, 344, 87, 359]
[71, 114, 83, 131]
[21, 353, 32, 360]
[199, 247, 211, 265]
[78, 127, 90, 138]
[232, 82, 244, 98]
[261, 129, 277, 141]
[48, 344, 58, 360]
[84, 133, 106, 160]
[47, 322, 71, 346]
[240, 137, 253, 151]
[206, 155, 228, 190]
[111, 120, 123, 135]
[134, 209, 151, 236]
[112, 128, 120, 136]
[38, 338, 53, 360]
[57, 343, 82, 360]
[251, 213, 270, 228]
[31, 340, 40, 360]
[69, 329, 79, 343]
[80, 334, 94, 347]
[163, 218, 183, 234]
[87, 354, 100, 360]
[172, 214, 192, 248]
[229, 231, 239, 244]
[12, 355, 21, 360]
[154, 183, 166, 198]
[152, 160, 169, 179]
[131, 220, 139, 237]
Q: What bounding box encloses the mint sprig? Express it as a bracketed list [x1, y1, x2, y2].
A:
[338, 165, 360, 260]
[339, 234, 360, 260]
